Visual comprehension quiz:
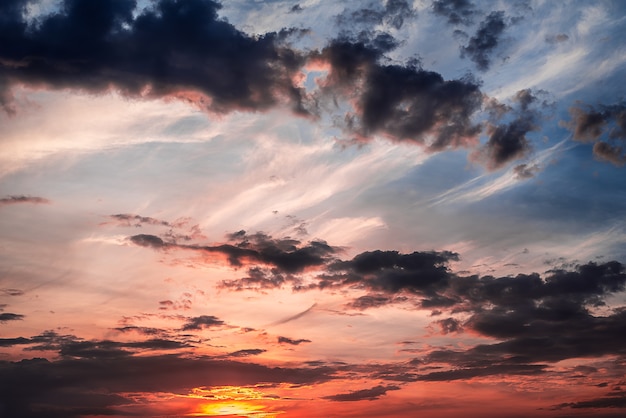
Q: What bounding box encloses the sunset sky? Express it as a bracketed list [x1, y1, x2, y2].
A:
[1, 0, 626, 417]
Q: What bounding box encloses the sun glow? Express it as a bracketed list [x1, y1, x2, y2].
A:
[185, 386, 282, 417]
[192, 401, 279, 417]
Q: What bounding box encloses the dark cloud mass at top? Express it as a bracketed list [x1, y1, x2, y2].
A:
[0, 0, 308, 114]
[0, 0, 512, 167]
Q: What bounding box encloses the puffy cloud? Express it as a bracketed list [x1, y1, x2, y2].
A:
[0, 0, 308, 115]
[461, 11, 507, 71]
[131, 231, 338, 273]
[471, 89, 549, 170]
[562, 103, 626, 166]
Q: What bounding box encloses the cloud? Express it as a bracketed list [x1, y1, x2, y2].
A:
[270, 303, 317, 325]
[512, 163, 540, 179]
[0, 195, 50, 206]
[112, 326, 165, 336]
[129, 234, 167, 249]
[131, 231, 338, 273]
[108, 214, 171, 228]
[433, 317, 463, 334]
[431, 0, 477, 26]
[336, 0, 417, 31]
[324, 384, 400, 401]
[564, 103, 626, 142]
[0, 0, 308, 115]
[461, 11, 507, 71]
[0, 330, 189, 355]
[471, 89, 550, 170]
[545, 33, 569, 44]
[0, 312, 24, 322]
[314, 250, 459, 295]
[553, 389, 626, 410]
[0, 288, 24, 296]
[225, 348, 266, 358]
[0, 337, 30, 347]
[562, 103, 626, 166]
[313, 39, 483, 149]
[277, 336, 312, 345]
[0, 353, 334, 418]
[220, 267, 290, 292]
[417, 364, 547, 381]
[593, 141, 626, 166]
[181, 315, 225, 331]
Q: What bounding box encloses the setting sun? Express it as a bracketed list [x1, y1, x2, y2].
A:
[192, 401, 276, 417]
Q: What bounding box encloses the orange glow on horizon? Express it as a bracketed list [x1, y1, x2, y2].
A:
[184, 386, 283, 418]
[189, 401, 279, 417]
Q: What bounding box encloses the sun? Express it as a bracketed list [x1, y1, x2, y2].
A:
[190, 401, 279, 417]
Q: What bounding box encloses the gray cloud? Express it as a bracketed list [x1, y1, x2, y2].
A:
[0, 196, 50, 206]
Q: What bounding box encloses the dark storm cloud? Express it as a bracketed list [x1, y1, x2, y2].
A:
[0, 312, 24, 322]
[432, 0, 477, 26]
[314, 39, 483, 149]
[3, 0, 489, 159]
[0, 354, 334, 418]
[278, 336, 312, 345]
[0, 0, 308, 115]
[324, 384, 400, 401]
[0, 195, 50, 206]
[132, 231, 338, 273]
[461, 11, 507, 71]
[409, 261, 626, 374]
[562, 103, 626, 166]
[317, 250, 459, 295]
[181, 315, 225, 331]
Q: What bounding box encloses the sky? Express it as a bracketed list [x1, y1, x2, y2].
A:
[1, 0, 626, 417]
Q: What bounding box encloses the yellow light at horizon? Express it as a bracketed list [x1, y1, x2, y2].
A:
[190, 400, 279, 417]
